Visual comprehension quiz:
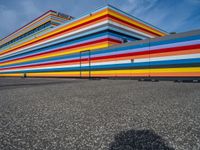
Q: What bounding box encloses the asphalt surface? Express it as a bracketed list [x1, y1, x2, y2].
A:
[0, 77, 200, 150]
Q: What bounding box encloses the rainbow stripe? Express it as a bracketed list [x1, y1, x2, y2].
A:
[2, 6, 198, 80]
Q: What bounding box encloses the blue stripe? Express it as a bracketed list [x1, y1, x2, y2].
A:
[1, 58, 200, 73]
[1, 36, 199, 69]
[0, 28, 137, 62]
[150, 34, 200, 46]
[0, 31, 109, 62]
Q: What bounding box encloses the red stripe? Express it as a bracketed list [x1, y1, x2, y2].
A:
[108, 15, 161, 37]
[0, 10, 56, 42]
[0, 15, 109, 56]
[92, 44, 200, 60]
[1, 13, 159, 56]
[0, 59, 81, 71]
[150, 44, 200, 54]
[1, 44, 199, 71]
[0, 38, 121, 64]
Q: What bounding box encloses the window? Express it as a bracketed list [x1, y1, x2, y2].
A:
[0, 21, 51, 49]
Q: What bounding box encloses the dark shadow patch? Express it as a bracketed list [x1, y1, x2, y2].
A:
[109, 129, 174, 150]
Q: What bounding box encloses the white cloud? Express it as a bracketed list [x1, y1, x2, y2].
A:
[119, 0, 200, 32]
[121, 0, 158, 15]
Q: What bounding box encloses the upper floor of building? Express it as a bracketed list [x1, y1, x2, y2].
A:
[0, 10, 73, 50]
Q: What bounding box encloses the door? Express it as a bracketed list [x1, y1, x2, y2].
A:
[80, 50, 91, 78]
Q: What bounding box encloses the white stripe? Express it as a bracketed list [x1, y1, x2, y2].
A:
[0, 64, 80, 72]
[150, 53, 200, 61]
[0, 59, 131, 72]
[108, 20, 155, 38]
[1, 14, 52, 45]
[4, 53, 200, 72]
[2, 19, 155, 57]
[135, 53, 200, 62]
[151, 39, 200, 50]
[2, 53, 200, 73]
[91, 60, 130, 66]
[2, 20, 109, 57]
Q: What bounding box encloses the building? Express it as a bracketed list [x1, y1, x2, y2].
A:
[0, 10, 73, 50]
[0, 5, 199, 80]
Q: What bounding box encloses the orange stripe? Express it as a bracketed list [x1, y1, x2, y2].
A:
[27, 73, 80, 77]
[92, 48, 200, 63]
[6, 48, 199, 70]
[0, 41, 109, 66]
[109, 17, 157, 37]
[91, 73, 149, 77]
[2, 12, 70, 44]
[0, 14, 108, 57]
[1, 13, 54, 44]
[3, 48, 199, 70]
[0, 9, 108, 56]
[108, 9, 165, 36]
[150, 48, 200, 57]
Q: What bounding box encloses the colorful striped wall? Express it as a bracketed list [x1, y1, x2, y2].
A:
[3, 5, 198, 80]
[80, 29, 200, 79]
[0, 5, 166, 53]
[1, 28, 199, 79]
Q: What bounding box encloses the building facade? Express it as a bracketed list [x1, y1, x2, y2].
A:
[0, 5, 199, 80]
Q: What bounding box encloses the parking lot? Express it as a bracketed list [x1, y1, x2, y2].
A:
[0, 77, 200, 150]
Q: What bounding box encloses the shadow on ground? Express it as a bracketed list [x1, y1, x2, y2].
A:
[109, 129, 174, 150]
[0, 79, 84, 90]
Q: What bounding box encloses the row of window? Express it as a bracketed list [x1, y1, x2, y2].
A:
[0, 21, 52, 49]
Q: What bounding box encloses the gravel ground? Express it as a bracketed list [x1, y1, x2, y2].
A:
[0, 77, 200, 150]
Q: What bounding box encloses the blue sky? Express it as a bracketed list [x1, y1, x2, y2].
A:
[0, 0, 200, 39]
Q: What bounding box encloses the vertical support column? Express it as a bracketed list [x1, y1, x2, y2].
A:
[80, 50, 91, 78]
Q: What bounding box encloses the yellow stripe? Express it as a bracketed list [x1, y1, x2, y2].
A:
[3, 28, 50, 50]
[0, 20, 51, 50]
[0, 6, 167, 70]
[28, 72, 80, 76]
[0, 9, 109, 56]
[46, 9, 108, 38]
[1, 67, 199, 77]
[108, 9, 166, 36]
[0, 7, 165, 57]
[1, 11, 67, 45]
[90, 69, 143, 74]
[0, 73, 23, 77]
[1, 17, 52, 45]
[92, 67, 200, 74]
[149, 67, 200, 73]
[0, 42, 109, 67]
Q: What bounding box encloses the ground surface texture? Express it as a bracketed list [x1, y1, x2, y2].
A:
[0, 77, 200, 150]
